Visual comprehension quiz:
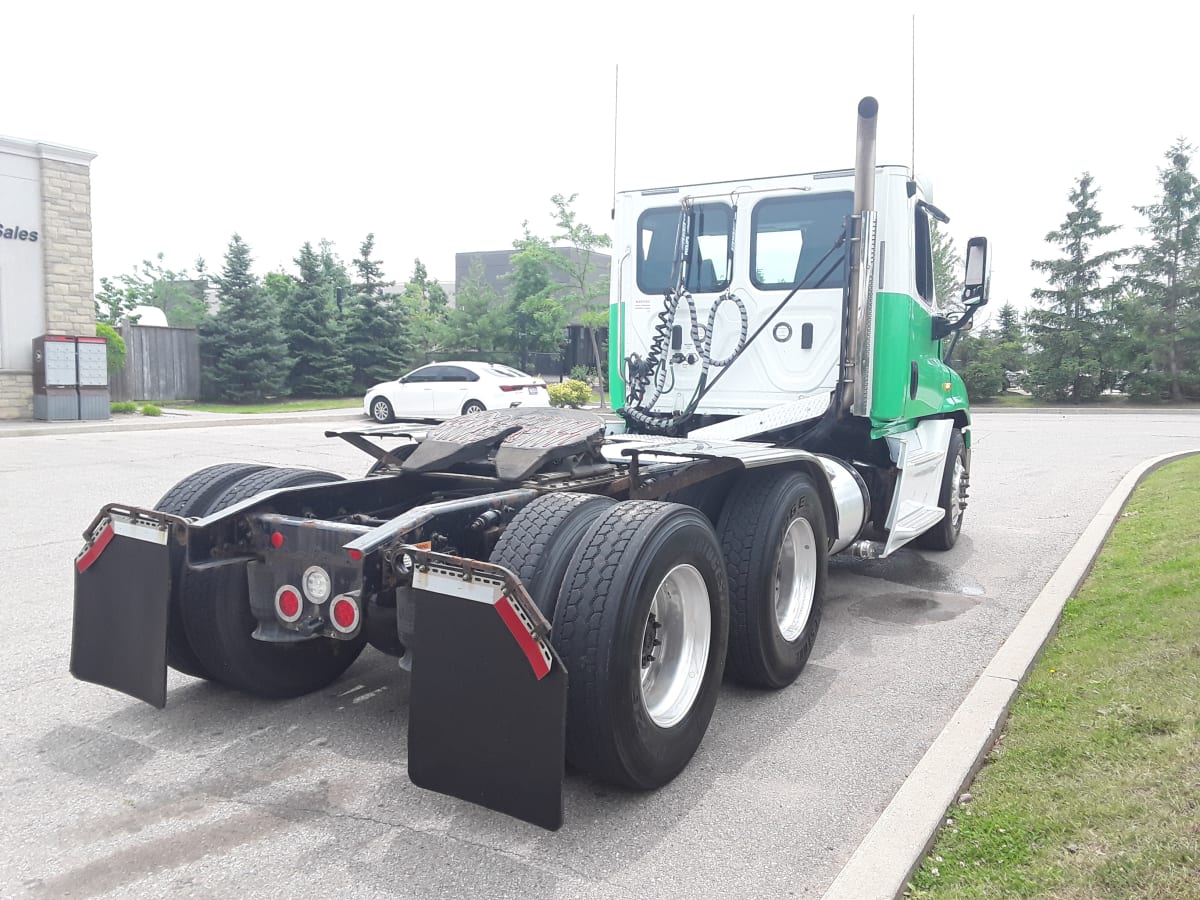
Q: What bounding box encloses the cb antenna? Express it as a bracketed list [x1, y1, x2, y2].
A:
[911, 14, 917, 176]
[611, 63, 620, 215]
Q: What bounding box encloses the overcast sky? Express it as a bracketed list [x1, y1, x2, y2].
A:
[5, 1, 1198, 319]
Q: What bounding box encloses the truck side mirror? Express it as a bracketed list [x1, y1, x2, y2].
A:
[962, 237, 990, 308]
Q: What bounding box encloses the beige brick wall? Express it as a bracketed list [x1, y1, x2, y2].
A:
[0, 372, 34, 419]
[40, 158, 96, 337]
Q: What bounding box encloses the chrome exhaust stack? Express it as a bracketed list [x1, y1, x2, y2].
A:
[838, 97, 880, 418]
[852, 96, 879, 214]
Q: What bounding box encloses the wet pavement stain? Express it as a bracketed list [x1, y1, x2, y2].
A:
[848, 591, 980, 625]
[831, 549, 987, 602]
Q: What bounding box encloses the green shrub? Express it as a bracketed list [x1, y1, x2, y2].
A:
[548, 379, 592, 408]
[139, 403, 163, 417]
[110, 401, 138, 414]
[569, 365, 596, 384]
[96, 322, 126, 374]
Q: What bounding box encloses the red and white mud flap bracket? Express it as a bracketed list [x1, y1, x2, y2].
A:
[407, 550, 568, 831]
[70, 506, 178, 709]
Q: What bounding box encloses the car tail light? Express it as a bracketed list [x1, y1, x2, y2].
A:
[275, 585, 303, 623]
[330, 595, 361, 633]
[499, 384, 522, 392]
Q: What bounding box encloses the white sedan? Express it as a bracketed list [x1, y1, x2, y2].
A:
[363, 361, 550, 423]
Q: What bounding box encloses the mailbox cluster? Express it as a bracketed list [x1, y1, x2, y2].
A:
[32, 334, 110, 421]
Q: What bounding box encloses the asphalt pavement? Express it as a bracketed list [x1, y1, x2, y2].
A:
[3, 410, 1199, 898]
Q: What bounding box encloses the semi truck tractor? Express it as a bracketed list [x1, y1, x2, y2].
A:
[71, 97, 990, 830]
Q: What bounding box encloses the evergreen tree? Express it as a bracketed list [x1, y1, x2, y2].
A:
[994, 301, 1028, 386]
[319, 239, 352, 314]
[1124, 142, 1200, 400]
[440, 256, 508, 359]
[953, 325, 1006, 399]
[282, 243, 352, 397]
[930, 223, 963, 314]
[344, 234, 411, 389]
[401, 259, 449, 361]
[200, 234, 289, 401]
[1026, 174, 1125, 400]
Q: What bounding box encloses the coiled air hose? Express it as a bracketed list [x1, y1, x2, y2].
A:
[620, 227, 848, 436]
[622, 289, 749, 434]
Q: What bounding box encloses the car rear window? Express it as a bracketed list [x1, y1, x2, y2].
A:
[488, 365, 528, 379]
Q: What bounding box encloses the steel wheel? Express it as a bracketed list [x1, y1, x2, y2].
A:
[718, 468, 828, 688]
[639, 563, 711, 728]
[914, 427, 968, 551]
[948, 454, 966, 532]
[774, 516, 817, 642]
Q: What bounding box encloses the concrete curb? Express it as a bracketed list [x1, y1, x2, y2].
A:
[0, 405, 621, 439]
[820, 447, 1200, 900]
[0, 409, 367, 438]
[972, 407, 1200, 415]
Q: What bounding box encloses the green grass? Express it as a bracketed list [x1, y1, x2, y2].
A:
[908, 454, 1200, 899]
[165, 398, 361, 414]
[974, 393, 1200, 409]
[110, 401, 138, 414]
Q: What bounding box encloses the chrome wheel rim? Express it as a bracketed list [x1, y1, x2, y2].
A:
[949, 454, 966, 532]
[775, 516, 817, 642]
[639, 564, 711, 728]
[372, 400, 389, 422]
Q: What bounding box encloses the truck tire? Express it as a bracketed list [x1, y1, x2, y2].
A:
[155, 463, 271, 679]
[914, 428, 968, 551]
[552, 501, 729, 790]
[717, 469, 828, 689]
[180, 467, 367, 698]
[488, 492, 616, 618]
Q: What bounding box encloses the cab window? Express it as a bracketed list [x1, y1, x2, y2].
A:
[750, 192, 852, 290]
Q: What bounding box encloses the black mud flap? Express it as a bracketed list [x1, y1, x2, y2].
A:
[70, 513, 173, 709]
[408, 555, 567, 831]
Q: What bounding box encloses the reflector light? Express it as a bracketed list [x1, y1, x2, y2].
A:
[331, 595, 360, 633]
[348, 548, 363, 561]
[270, 532, 284, 548]
[275, 585, 303, 623]
[303, 566, 332, 603]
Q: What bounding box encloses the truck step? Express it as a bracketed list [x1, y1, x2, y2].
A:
[686, 394, 830, 441]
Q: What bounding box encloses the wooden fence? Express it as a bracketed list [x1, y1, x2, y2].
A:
[110, 325, 200, 402]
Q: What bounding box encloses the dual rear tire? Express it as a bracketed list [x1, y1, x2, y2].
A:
[155, 465, 365, 697]
[487, 469, 828, 789]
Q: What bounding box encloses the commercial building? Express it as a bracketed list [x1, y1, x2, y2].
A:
[0, 136, 97, 419]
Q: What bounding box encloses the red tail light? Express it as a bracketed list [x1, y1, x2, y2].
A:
[275, 585, 303, 623]
[499, 384, 522, 392]
[331, 595, 360, 633]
